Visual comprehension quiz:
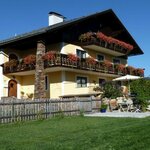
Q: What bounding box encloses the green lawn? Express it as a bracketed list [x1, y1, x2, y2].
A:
[0, 116, 150, 150]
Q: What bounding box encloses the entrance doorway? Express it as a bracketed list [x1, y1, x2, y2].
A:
[8, 80, 17, 97]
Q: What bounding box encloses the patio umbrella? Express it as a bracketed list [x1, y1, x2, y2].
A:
[112, 74, 141, 94]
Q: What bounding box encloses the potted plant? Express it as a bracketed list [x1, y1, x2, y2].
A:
[100, 103, 108, 113]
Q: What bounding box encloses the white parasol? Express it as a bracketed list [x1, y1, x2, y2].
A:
[112, 75, 141, 81]
[112, 74, 141, 94]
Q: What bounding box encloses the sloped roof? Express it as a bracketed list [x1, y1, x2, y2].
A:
[0, 9, 144, 56]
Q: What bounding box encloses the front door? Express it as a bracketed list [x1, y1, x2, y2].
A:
[8, 80, 17, 97]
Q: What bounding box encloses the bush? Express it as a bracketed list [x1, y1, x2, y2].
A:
[102, 82, 122, 99]
[130, 78, 150, 110]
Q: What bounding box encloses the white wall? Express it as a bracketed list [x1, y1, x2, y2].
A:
[0, 51, 5, 99]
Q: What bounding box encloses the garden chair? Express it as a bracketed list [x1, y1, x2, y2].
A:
[109, 99, 118, 111]
[146, 105, 150, 111]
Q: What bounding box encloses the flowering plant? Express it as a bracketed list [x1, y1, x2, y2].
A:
[4, 59, 18, 68]
[67, 53, 79, 62]
[79, 31, 134, 51]
[23, 55, 36, 65]
[115, 64, 125, 72]
[102, 60, 112, 68]
[79, 32, 95, 42]
[96, 32, 133, 51]
[126, 65, 135, 72]
[86, 57, 96, 65]
[42, 51, 56, 61]
[135, 68, 144, 76]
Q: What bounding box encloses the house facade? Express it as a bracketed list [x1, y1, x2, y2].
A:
[0, 10, 144, 99]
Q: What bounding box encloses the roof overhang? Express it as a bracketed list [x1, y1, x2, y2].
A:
[0, 9, 144, 56]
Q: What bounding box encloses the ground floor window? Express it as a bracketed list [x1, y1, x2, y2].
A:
[99, 78, 105, 88]
[45, 76, 49, 90]
[76, 76, 87, 87]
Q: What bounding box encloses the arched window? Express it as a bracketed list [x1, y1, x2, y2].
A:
[9, 54, 18, 61]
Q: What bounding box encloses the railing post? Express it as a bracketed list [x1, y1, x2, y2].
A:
[91, 97, 92, 112]
[45, 99, 48, 119]
[12, 102, 15, 122]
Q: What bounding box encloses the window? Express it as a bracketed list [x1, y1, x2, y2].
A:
[99, 78, 105, 87]
[9, 53, 18, 61]
[76, 76, 87, 88]
[97, 54, 104, 62]
[113, 59, 120, 64]
[76, 49, 86, 59]
[45, 76, 49, 90]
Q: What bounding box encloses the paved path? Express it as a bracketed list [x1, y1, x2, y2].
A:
[84, 112, 150, 118]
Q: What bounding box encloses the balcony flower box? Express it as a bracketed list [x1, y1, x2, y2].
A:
[67, 53, 79, 67]
[126, 66, 135, 75]
[42, 51, 56, 66]
[79, 32, 96, 42]
[79, 31, 134, 54]
[135, 68, 144, 76]
[23, 54, 36, 69]
[101, 60, 112, 72]
[23, 55, 36, 64]
[85, 57, 96, 70]
[115, 64, 126, 74]
[4, 59, 18, 72]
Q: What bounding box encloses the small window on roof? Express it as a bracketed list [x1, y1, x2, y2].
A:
[9, 54, 18, 61]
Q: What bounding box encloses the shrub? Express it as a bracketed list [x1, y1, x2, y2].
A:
[102, 82, 122, 99]
[130, 78, 149, 111]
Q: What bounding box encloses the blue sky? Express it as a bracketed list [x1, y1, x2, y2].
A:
[0, 0, 149, 76]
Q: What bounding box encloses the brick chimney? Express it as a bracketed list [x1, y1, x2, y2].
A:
[48, 12, 65, 26]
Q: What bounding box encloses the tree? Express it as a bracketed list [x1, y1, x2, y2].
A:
[130, 78, 150, 111]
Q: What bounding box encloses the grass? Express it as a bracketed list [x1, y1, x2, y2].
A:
[0, 116, 150, 150]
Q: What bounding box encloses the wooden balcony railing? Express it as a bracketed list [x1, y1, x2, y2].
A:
[2, 54, 144, 77]
[78, 31, 133, 56]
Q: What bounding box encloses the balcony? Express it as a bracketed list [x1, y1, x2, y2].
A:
[80, 41, 128, 57]
[2, 54, 144, 77]
[78, 32, 134, 56]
